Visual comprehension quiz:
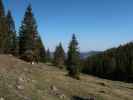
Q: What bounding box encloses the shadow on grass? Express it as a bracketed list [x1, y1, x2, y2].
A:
[65, 74, 81, 80]
[71, 96, 95, 100]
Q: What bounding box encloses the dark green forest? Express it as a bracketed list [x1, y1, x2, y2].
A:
[83, 42, 133, 82]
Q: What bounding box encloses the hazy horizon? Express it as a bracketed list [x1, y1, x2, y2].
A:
[3, 0, 133, 52]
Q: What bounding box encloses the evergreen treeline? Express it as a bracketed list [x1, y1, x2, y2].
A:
[53, 34, 81, 79]
[0, 0, 81, 79]
[83, 42, 133, 82]
[0, 0, 45, 62]
[0, 0, 14, 54]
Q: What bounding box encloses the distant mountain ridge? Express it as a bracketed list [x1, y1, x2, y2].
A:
[50, 51, 101, 59]
[80, 51, 101, 59]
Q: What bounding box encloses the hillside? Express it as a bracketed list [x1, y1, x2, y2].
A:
[0, 55, 132, 100]
[84, 42, 133, 82]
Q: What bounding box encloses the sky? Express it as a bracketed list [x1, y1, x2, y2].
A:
[3, 0, 133, 52]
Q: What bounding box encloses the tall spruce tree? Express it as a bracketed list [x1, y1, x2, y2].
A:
[19, 4, 38, 55]
[19, 4, 45, 62]
[53, 42, 65, 68]
[0, 0, 9, 53]
[6, 10, 17, 55]
[0, 0, 4, 17]
[67, 34, 80, 79]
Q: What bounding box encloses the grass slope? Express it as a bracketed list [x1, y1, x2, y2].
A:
[0, 55, 132, 100]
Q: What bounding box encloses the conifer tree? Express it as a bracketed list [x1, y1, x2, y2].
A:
[18, 4, 45, 62]
[6, 10, 17, 55]
[19, 4, 38, 55]
[0, 0, 8, 53]
[53, 42, 65, 68]
[67, 34, 80, 79]
[0, 0, 5, 17]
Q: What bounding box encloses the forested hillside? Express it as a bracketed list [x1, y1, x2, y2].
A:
[83, 42, 133, 82]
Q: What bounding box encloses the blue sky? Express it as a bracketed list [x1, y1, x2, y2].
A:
[3, 0, 133, 52]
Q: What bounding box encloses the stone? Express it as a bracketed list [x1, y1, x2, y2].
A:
[9, 54, 13, 57]
[0, 97, 4, 100]
[31, 62, 35, 65]
[19, 77, 25, 82]
[51, 85, 58, 92]
[17, 85, 24, 90]
[59, 94, 66, 99]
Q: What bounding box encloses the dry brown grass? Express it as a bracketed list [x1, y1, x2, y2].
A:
[0, 55, 132, 100]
